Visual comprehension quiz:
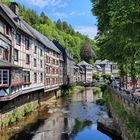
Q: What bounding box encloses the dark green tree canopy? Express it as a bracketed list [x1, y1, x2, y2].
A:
[80, 42, 96, 63]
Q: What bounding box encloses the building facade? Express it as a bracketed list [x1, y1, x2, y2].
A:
[77, 61, 93, 83]
[95, 59, 119, 77]
[0, 2, 63, 101]
[53, 40, 75, 87]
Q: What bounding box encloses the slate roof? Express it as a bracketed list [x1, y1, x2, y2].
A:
[77, 61, 93, 70]
[22, 21, 60, 53]
[53, 40, 74, 60]
[95, 59, 112, 65]
[0, 3, 60, 53]
[78, 61, 92, 66]
[0, 3, 33, 36]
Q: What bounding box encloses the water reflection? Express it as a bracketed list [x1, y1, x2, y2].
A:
[5, 87, 113, 140]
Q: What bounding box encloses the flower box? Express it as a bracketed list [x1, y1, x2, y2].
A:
[0, 84, 9, 87]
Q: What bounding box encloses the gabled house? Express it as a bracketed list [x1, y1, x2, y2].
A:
[95, 59, 119, 77]
[77, 61, 93, 83]
[53, 40, 75, 87]
[92, 65, 102, 75]
[0, 2, 63, 101]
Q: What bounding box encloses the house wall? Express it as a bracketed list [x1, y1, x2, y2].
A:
[86, 69, 93, 82]
[45, 48, 60, 91]
[12, 31, 45, 94]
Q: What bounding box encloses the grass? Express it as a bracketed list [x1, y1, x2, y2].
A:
[61, 86, 85, 96]
[0, 103, 36, 128]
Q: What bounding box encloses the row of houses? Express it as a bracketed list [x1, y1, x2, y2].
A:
[0, 2, 95, 103]
[0, 2, 119, 104]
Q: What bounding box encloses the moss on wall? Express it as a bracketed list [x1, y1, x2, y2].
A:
[107, 90, 140, 140]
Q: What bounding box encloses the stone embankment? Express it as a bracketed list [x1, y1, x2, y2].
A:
[108, 85, 140, 140]
[97, 111, 121, 138]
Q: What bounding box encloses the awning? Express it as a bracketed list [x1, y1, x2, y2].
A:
[0, 39, 10, 49]
[0, 60, 22, 68]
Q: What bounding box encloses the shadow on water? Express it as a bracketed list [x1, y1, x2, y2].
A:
[9, 119, 44, 140]
[4, 87, 122, 140]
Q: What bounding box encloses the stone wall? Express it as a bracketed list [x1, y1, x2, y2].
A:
[109, 87, 140, 140]
[0, 89, 57, 129]
[110, 87, 140, 120]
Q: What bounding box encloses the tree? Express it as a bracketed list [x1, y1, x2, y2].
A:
[80, 42, 96, 63]
[40, 11, 45, 17]
[91, 0, 140, 88]
[56, 19, 63, 30]
[1, 0, 10, 5]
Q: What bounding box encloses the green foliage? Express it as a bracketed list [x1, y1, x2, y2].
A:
[72, 119, 92, 134]
[16, 5, 97, 62]
[61, 86, 85, 96]
[101, 74, 111, 80]
[1, 0, 10, 5]
[24, 104, 32, 114]
[92, 73, 100, 80]
[69, 86, 85, 94]
[93, 87, 101, 94]
[91, 0, 140, 87]
[1, 117, 10, 127]
[100, 84, 107, 93]
[96, 98, 106, 105]
[80, 42, 96, 63]
[107, 91, 140, 139]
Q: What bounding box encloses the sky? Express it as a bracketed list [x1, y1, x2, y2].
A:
[14, 0, 97, 39]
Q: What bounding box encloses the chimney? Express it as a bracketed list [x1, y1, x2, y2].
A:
[9, 2, 19, 15]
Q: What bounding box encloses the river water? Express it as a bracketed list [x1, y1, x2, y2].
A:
[1, 87, 115, 140]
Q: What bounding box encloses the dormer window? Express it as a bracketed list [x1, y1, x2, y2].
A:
[16, 32, 21, 45]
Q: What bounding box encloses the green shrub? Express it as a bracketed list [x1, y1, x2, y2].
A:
[100, 84, 107, 93]
[93, 87, 101, 94]
[92, 73, 100, 80]
[96, 98, 106, 105]
[101, 74, 111, 80]
[24, 104, 32, 114]
[1, 117, 10, 126]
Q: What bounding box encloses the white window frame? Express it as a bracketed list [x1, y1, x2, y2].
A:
[0, 69, 9, 85]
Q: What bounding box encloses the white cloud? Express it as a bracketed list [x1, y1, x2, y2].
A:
[69, 11, 87, 16]
[25, 0, 67, 8]
[48, 12, 68, 18]
[75, 26, 98, 39]
[49, 11, 87, 19]
[59, 2, 68, 8]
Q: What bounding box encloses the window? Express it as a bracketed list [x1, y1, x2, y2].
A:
[34, 72, 37, 83]
[40, 49, 43, 56]
[0, 70, 9, 84]
[25, 37, 30, 50]
[26, 54, 30, 64]
[34, 46, 37, 54]
[16, 32, 21, 45]
[23, 71, 30, 82]
[40, 73, 43, 83]
[40, 60, 43, 68]
[0, 47, 8, 61]
[4, 24, 10, 35]
[34, 58, 37, 67]
[112, 65, 117, 70]
[14, 49, 18, 62]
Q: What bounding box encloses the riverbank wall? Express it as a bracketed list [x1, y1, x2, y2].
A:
[0, 89, 56, 129]
[108, 86, 140, 140]
[0, 85, 85, 129]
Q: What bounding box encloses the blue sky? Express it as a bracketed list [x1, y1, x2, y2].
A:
[14, 0, 97, 39]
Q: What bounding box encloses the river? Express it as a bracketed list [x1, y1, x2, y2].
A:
[1, 87, 117, 140]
